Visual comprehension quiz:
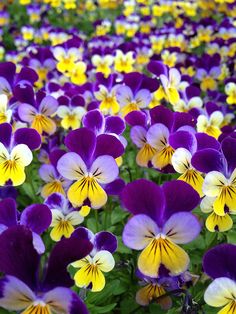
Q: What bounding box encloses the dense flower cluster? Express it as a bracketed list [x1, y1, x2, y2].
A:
[0, 0, 235, 313]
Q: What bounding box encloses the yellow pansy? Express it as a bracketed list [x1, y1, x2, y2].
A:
[114, 50, 135, 73]
[0, 94, 12, 124]
[94, 85, 120, 115]
[73, 250, 115, 292]
[56, 106, 86, 130]
[225, 82, 236, 105]
[70, 61, 87, 85]
[91, 55, 114, 77]
[0, 143, 33, 186]
[197, 111, 224, 139]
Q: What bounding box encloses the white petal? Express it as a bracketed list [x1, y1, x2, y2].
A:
[10, 144, 32, 167]
[66, 211, 84, 225]
[203, 171, 227, 197]
[93, 250, 115, 272]
[57, 152, 88, 180]
[172, 148, 192, 174]
[146, 123, 169, 150]
[90, 155, 118, 184]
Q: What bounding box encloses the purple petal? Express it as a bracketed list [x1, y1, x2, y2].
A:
[0, 198, 17, 227]
[150, 106, 173, 129]
[13, 128, 41, 150]
[13, 82, 35, 104]
[105, 116, 125, 135]
[0, 226, 39, 289]
[32, 232, 45, 254]
[72, 227, 94, 242]
[104, 178, 125, 195]
[185, 86, 201, 99]
[65, 128, 96, 165]
[147, 61, 167, 77]
[82, 109, 105, 134]
[191, 149, 225, 173]
[94, 231, 117, 253]
[122, 72, 142, 94]
[39, 96, 58, 116]
[94, 134, 124, 159]
[162, 180, 200, 221]
[0, 62, 16, 86]
[169, 131, 197, 153]
[121, 179, 165, 225]
[125, 110, 147, 127]
[203, 244, 236, 280]
[172, 112, 196, 131]
[196, 133, 220, 151]
[0, 123, 12, 148]
[45, 193, 66, 209]
[20, 204, 52, 234]
[49, 149, 66, 168]
[43, 236, 93, 289]
[163, 212, 201, 244]
[221, 137, 236, 174]
[16, 66, 38, 84]
[69, 291, 88, 314]
[18, 103, 37, 122]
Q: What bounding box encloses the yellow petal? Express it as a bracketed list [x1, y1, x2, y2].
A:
[41, 181, 65, 198]
[206, 212, 233, 232]
[136, 284, 166, 306]
[74, 265, 106, 292]
[22, 304, 51, 314]
[179, 170, 204, 197]
[31, 115, 56, 135]
[138, 237, 189, 277]
[50, 220, 74, 242]
[136, 144, 156, 167]
[152, 146, 174, 169]
[218, 301, 236, 314]
[213, 186, 236, 216]
[0, 161, 26, 186]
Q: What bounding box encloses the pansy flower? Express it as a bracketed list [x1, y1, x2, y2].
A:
[145, 105, 196, 172]
[94, 73, 120, 115]
[0, 123, 41, 186]
[18, 90, 58, 135]
[0, 226, 92, 313]
[203, 244, 236, 313]
[174, 86, 203, 112]
[91, 54, 114, 77]
[114, 49, 135, 73]
[172, 133, 220, 197]
[57, 127, 123, 209]
[192, 136, 236, 216]
[56, 95, 86, 130]
[126, 110, 156, 167]
[45, 193, 85, 242]
[225, 82, 236, 106]
[147, 61, 182, 106]
[39, 149, 70, 198]
[0, 198, 51, 253]
[71, 227, 117, 292]
[122, 179, 200, 278]
[53, 44, 82, 74]
[116, 72, 158, 116]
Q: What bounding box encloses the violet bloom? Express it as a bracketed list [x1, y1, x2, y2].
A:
[71, 227, 117, 292]
[122, 179, 200, 278]
[192, 136, 236, 216]
[0, 123, 41, 186]
[145, 105, 196, 172]
[18, 90, 58, 135]
[57, 127, 124, 209]
[203, 244, 236, 313]
[0, 226, 92, 313]
[116, 72, 158, 116]
[0, 198, 51, 253]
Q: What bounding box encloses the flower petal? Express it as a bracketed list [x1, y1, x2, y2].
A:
[90, 155, 119, 184]
[57, 152, 87, 180]
[93, 250, 115, 272]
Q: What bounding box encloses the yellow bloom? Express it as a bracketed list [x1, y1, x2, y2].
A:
[0, 94, 12, 124]
[56, 106, 86, 130]
[114, 50, 135, 73]
[225, 82, 236, 105]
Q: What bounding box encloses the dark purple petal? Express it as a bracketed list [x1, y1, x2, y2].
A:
[43, 236, 93, 289]
[169, 131, 197, 153]
[45, 193, 65, 209]
[13, 128, 41, 150]
[203, 244, 236, 280]
[172, 112, 196, 131]
[140, 76, 159, 93]
[20, 204, 52, 234]
[16, 67, 38, 84]
[94, 134, 124, 159]
[150, 106, 174, 130]
[185, 86, 200, 99]
[147, 61, 167, 77]
[221, 137, 236, 174]
[94, 231, 117, 253]
[0, 198, 17, 227]
[0, 123, 12, 148]
[105, 178, 125, 195]
[72, 227, 94, 242]
[121, 179, 165, 225]
[105, 116, 125, 135]
[125, 110, 147, 127]
[49, 149, 66, 168]
[205, 102, 219, 116]
[82, 109, 105, 134]
[13, 82, 35, 104]
[0, 226, 39, 289]
[191, 149, 225, 173]
[0, 186, 18, 200]
[123, 72, 142, 94]
[0, 62, 16, 86]
[196, 133, 220, 150]
[69, 292, 89, 314]
[65, 128, 96, 165]
[162, 180, 200, 221]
